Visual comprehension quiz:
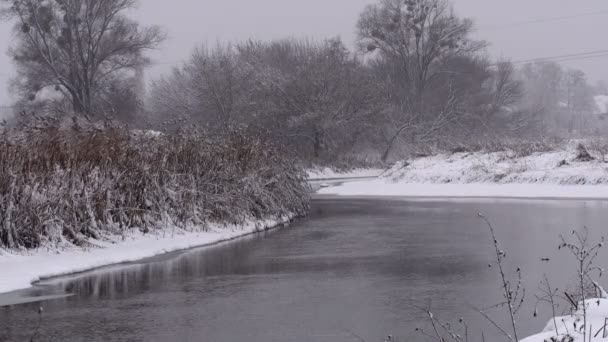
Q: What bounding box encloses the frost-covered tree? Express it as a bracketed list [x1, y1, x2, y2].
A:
[519, 63, 595, 137]
[239, 38, 381, 159]
[1, 0, 164, 117]
[150, 38, 381, 161]
[563, 69, 594, 134]
[149, 44, 258, 132]
[357, 0, 486, 160]
[518, 62, 562, 137]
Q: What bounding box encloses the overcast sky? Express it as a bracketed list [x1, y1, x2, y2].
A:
[2, 0, 608, 107]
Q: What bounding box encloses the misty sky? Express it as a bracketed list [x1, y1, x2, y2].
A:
[1, 0, 608, 107]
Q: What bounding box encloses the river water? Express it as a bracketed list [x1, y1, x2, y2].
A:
[1, 196, 608, 342]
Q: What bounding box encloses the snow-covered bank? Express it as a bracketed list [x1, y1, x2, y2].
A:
[306, 167, 383, 180]
[0, 217, 291, 295]
[319, 144, 608, 199]
[318, 181, 608, 199]
[523, 298, 608, 342]
[383, 145, 608, 185]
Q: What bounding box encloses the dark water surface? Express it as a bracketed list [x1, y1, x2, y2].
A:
[2, 197, 608, 342]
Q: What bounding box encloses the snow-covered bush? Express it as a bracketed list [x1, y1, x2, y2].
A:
[0, 127, 310, 249]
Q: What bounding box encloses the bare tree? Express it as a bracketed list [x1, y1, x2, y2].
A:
[519, 62, 564, 138]
[489, 62, 522, 117]
[149, 43, 259, 132]
[239, 38, 381, 160]
[559, 228, 605, 342]
[563, 69, 594, 135]
[468, 60, 526, 139]
[1, 0, 164, 117]
[357, 0, 485, 160]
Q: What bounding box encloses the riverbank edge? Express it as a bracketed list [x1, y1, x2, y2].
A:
[306, 167, 384, 180]
[0, 215, 295, 296]
[318, 181, 608, 200]
[522, 298, 608, 342]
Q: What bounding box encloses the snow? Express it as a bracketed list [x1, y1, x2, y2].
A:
[319, 144, 608, 199]
[307, 167, 383, 180]
[595, 95, 608, 115]
[0, 217, 291, 295]
[130, 129, 164, 138]
[383, 149, 608, 186]
[523, 299, 608, 342]
[306, 167, 383, 180]
[318, 181, 608, 199]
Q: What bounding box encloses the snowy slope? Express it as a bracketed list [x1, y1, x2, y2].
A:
[523, 298, 608, 342]
[319, 143, 608, 199]
[382, 149, 608, 185]
[0, 217, 292, 295]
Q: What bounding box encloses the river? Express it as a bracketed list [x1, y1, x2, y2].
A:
[1, 196, 608, 341]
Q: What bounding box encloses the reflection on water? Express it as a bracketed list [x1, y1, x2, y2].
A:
[41, 228, 285, 299]
[1, 197, 608, 342]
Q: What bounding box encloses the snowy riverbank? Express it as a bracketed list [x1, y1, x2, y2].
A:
[319, 144, 608, 199]
[523, 298, 608, 342]
[306, 167, 384, 180]
[0, 217, 292, 295]
[319, 181, 608, 199]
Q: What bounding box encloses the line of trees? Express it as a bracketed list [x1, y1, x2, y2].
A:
[2, 0, 606, 165]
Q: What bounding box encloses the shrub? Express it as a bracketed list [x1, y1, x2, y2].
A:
[0, 127, 310, 249]
[574, 143, 594, 162]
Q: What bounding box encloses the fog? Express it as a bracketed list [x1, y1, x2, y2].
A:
[3, 4, 608, 341]
[1, 0, 608, 106]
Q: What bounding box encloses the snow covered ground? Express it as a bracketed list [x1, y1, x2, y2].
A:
[523, 298, 608, 342]
[306, 167, 383, 180]
[0, 217, 291, 295]
[319, 181, 608, 199]
[319, 143, 608, 199]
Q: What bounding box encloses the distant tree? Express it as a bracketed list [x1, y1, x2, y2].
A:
[563, 69, 594, 134]
[518, 63, 595, 138]
[239, 38, 381, 160]
[102, 73, 144, 125]
[594, 80, 608, 96]
[490, 61, 523, 115]
[519, 62, 564, 137]
[1, 0, 164, 118]
[149, 43, 259, 132]
[357, 0, 486, 160]
[477, 60, 525, 136]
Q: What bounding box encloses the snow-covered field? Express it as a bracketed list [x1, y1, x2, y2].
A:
[0, 217, 291, 295]
[320, 143, 608, 199]
[307, 167, 383, 180]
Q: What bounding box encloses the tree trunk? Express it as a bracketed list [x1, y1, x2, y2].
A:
[382, 133, 400, 162]
[71, 90, 86, 115]
[382, 124, 412, 162]
[313, 131, 322, 159]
